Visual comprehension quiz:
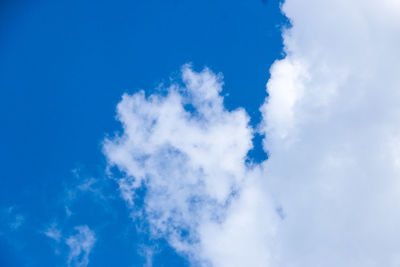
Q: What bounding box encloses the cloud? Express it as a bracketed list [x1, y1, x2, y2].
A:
[103, 65, 279, 265]
[66, 225, 96, 267]
[63, 168, 115, 219]
[44, 222, 62, 242]
[9, 214, 24, 230]
[1, 206, 25, 231]
[104, 0, 400, 266]
[43, 222, 96, 266]
[260, 0, 400, 266]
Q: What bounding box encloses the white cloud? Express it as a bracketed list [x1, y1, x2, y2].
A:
[260, 0, 400, 266]
[66, 225, 96, 267]
[104, 0, 400, 266]
[44, 223, 62, 242]
[103, 65, 279, 265]
[139, 245, 155, 267]
[44, 223, 95, 265]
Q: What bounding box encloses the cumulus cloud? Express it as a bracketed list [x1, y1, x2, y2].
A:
[104, 0, 400, 266]
[103, 65, 279, 265]
[260, 0, 400, 266]
[66, 225, 96, 267]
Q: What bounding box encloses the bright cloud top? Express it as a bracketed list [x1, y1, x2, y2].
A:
[104, 0, 400, 266]
[260, 0, 400, 266]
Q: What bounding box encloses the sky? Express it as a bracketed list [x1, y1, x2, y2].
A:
[2, 0, 400, 267]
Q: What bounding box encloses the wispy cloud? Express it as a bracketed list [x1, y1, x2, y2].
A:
[43, 222, 96, 267]
[44, 222, 62, 242]
[63, 167, 116, 220]
[66, 225, 96, 267]
[9, 214, 24, 230]
[1, 206, 25, 231]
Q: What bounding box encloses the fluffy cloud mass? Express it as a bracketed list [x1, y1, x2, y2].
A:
[260, 0, 400, 266]
[104, 0, 400, 266]
[103, 65, 279, 266]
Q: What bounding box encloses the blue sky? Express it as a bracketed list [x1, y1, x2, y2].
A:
[3, 0, 400, 266]
[0, 1, 286, 266]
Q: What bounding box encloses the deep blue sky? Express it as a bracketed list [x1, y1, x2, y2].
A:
[0, 0, 286, 265]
